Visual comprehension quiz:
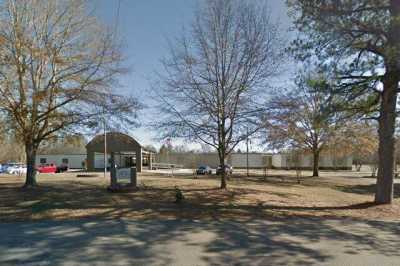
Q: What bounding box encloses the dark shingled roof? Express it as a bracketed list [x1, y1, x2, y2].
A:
[86, 132, 148, 153]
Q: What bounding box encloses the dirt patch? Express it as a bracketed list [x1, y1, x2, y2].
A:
[0, 170, 399, 222]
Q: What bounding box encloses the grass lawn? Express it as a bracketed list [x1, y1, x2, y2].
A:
[0, 169, 399, 222]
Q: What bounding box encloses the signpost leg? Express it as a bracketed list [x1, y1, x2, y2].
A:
[130, 167, 137, 187]
[110, 152, 117, 187]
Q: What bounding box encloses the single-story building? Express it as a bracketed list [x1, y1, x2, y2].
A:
[155, 152, 352, 170]
[271, 153, 352, 170]
[36, 153, 86, 169]
[155, 152, 272, 169]
[37, 134, 352, 171]
[86, 132, 154, 172]
[36, 132, 155, 172]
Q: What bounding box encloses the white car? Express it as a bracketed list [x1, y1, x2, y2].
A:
[7, 164, 27, 175]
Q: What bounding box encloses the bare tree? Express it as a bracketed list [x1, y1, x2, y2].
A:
[38, 134, 87, 155]
[264, 73, 341, 177]
[155, 0, 284, 189]
[0, 130, 25, 163]
[331, 121, 378, 172]
[0, 0, 138, 187]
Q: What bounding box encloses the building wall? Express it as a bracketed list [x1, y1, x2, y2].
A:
[272, 154, 283, 168]
[36, 154, 86, 169]
[93, 153, 141, 169]
[155, 153, 271, 168]
[37, 152, 352, 170]
[279, 154, 312, 168]
[37, 152, 148, 171]
[271, 154, 352, 170]
[319, 154, 353, 168]
[155, 153, 220, 168]
[230, 153, 267, 168]
[94, 153, 111, 169]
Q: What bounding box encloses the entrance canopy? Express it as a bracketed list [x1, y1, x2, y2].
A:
[86, 132, 151, 172]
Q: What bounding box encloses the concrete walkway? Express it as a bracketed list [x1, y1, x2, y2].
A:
[0, 218, 399, 265]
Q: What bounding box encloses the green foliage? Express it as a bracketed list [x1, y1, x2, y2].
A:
[287, 0, 399, 118]
[174, 186, 184, 203]
[288, 0, 400, 202]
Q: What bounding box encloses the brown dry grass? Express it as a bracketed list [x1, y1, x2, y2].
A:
[0, 170, 399, 222]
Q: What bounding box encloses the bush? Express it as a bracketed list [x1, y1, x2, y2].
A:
[175, 186, 184, 203]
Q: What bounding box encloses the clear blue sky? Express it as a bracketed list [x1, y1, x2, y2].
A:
[92, 0, 292, 149]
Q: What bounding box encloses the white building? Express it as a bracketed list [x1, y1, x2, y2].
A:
[36, 132, 155, 171]
[271, 153, 352, 170]
[36, 154, 86, 169]
[155, 152, 352, 170]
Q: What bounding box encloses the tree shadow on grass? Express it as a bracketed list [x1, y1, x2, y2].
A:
[0, 178, 388, 222]
[336, 183, 400, 198]
[228, 175, 341, 190]
[259, 201, 377, 211]
[0, 182, 266, 220]
[1, 178, 400, 264]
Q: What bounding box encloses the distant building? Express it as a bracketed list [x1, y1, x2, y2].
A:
[271, 153, 352, 170]
[155, 152, 352, 170]
[37, 135, 352, 171]
[36, 132, 155, 172]
[36, 153, 86, 169]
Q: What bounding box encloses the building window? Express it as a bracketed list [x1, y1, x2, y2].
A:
[40, 158, 46, 164]
[62, 158, 69, 164]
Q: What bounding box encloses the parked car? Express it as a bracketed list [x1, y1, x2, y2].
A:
[37, 164, 57, 173]
[196, 165, 212, 175]
[0, 163, 7, 173]
[7, 163, 27, 175]
[216, 164, 233, 175]
[1, 163, 17, 173]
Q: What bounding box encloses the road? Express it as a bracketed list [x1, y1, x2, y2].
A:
[0, 217, 399, 265]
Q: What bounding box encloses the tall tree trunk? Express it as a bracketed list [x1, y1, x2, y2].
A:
[312, 147, 319, 177]
[219, 153, 227, 189]
[375, 1, 400, 204]
[375, 76, 397, 204]
[24, 143, 38, 187]
[220, 171, 227, 189]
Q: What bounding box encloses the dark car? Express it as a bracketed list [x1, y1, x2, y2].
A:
[56, 163, 68, 173]
[216, 164, 233, 175]
[196, 165, 212, 175]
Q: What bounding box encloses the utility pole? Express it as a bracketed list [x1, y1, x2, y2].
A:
[104, 116, 107, 179]
[103, 0, 120, 180]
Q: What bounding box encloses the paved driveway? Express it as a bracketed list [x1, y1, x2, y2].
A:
[0, 217, 399, 265]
